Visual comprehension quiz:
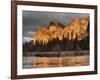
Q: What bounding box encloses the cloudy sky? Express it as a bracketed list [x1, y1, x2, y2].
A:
[22, 11, 89, 43]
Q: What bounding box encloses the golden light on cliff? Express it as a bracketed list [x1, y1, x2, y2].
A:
[33, 27, 50, 45]
[33, 16, 89, 45]
[49, 26, 64, 40]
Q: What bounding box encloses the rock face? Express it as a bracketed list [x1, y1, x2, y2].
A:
[33, 17, 89, 45]
[23, 17, 89, 52]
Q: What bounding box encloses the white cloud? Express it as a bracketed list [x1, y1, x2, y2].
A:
[23, 36, 33, 42]
[27, 31, 35, 35]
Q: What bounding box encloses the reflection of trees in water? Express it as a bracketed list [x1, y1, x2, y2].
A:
[23, 16, 89, 52]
